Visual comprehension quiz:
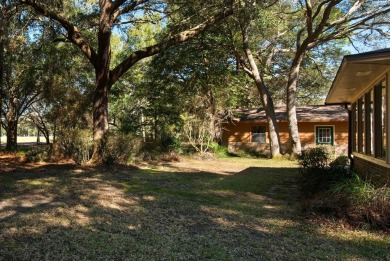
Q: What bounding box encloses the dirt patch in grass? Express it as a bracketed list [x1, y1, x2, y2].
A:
[0, 155, 389, 260]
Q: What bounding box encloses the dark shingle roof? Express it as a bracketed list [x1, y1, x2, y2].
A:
[232, 105, 348, 122]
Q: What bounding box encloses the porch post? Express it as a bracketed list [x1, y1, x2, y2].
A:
[346, 103, 354, 169]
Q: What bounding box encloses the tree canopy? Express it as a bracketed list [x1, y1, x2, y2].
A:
[1, 0, 389, 161]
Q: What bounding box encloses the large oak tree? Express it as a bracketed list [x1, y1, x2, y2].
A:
[21, 0, 236, 163]
[284, 0, 390, 154]
[229, 1, 282, 157]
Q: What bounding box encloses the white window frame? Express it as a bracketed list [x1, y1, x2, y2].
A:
[315, 125, 335, 146]
[251, 125, 266, 143]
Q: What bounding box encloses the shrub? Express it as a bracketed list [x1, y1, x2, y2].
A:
[329, 155, 349, 168]
[138, 141, 158, 160]
[25, 145, 51, 162]
[209, 142, 229, 158]
[225, 148, 267, 159]
[328, 173, 390, 229]
[58, 128, 93, 164]
[271, 153, 294, 161]
[298, 147, 350, 196]
[103, 133, 142, 164]
[327, 155, 351, 177]
[299, 148, 389, 230]
[299, 147, 330, 172]
[181, 112, 214, 155]
[159, 135, 182, 153]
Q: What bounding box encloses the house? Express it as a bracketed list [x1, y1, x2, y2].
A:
[222, 105, 349, 155]
[325, 48, 390, 182]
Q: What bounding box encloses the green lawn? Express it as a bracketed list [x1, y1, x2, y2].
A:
[0, 157, 389, 260]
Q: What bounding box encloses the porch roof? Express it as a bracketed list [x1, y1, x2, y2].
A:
[326, 49, 390, 104]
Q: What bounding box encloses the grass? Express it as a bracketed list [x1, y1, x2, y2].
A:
[0, 155, 389, 260]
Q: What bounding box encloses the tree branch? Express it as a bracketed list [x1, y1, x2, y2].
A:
[307, 5, 390, 49]
[312, 0, 332, 20]
[305, 0, 313, 37]
[20, 0, 98, 68]
[110, 1, 235, 85]
[112, 0, 150, 22]
[312, 0, 341, 38]
[327, 4, 390, 31]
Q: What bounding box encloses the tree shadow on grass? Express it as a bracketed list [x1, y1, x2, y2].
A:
[0, 162, 389, 260]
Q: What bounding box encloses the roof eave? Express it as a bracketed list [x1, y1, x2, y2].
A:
[326, 49, 390, 105]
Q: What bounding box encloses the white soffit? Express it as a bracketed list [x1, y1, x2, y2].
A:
[326, 50, 390, 104]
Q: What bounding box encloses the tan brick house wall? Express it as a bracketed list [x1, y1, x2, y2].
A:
[222, 121, 348, 155]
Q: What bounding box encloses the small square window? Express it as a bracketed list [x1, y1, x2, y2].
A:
[251, 126, 266, 143]
[316, 126, 334, 145]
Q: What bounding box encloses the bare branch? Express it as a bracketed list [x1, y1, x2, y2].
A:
[242, 64, 254, 78]
[348, 36, 360, 52]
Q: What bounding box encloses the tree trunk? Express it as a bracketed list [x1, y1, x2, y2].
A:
[286, 54, 304, 155]
[89, 1, 112, 164]
[90, 76, 110, 164]
[42, 128, 50, 144]
[5, 94, 18, 151]
[254, 77, 281, 157]
[0, 1, 6, 149]
[53, 122, 57, 143]
[37, 128, 40, 144]
[205, 84, 220, 144]
[2, 2, 19, 152]
[153, 110, 158, 141]
[141, 112, 146, 143]
[5, 117, 17, 151]
[243, 40, 281, 157]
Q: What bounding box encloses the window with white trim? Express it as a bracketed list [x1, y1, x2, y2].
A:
[316, 126, 334, 145]
[251, 126, 266, 143]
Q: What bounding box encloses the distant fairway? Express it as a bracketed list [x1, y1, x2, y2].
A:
[0, 136, 52, 146]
